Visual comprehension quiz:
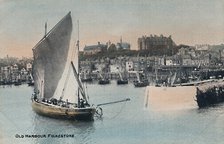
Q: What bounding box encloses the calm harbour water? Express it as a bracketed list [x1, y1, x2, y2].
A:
[0, 81, 224, 144]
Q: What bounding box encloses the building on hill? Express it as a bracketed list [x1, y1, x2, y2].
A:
[195, 44, 210, 51]
[83, 42, 107, 55]
[26, 63, 32, 73]
[116, 37, 131, 50]
[116, 42, 131, 50]
[137, 34, 176, 55]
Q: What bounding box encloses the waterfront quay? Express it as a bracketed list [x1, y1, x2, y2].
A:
[79, 53, 224, 85]
[80, 61, 224, 84]
[1, 55, 224, 86]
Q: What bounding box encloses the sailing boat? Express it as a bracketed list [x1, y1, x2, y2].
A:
[14, 74, 22, 86]
[31, 12, 96, 121]
[117, 67, 128, 85]
[133, 54, 149, 87]
[134, 71, 149, 87]
[81, 71, 93, 82]
[27, 73, 34, 86]
[98, 70, 110, 85]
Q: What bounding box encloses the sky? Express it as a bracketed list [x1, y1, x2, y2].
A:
[0, 0, 224, 58]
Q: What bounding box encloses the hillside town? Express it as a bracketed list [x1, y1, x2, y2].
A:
[79, 35, 224, 84]
[1, 34, 224, 86]
[0, 56, 33, 85]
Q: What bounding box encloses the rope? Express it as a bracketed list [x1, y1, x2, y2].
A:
[97, 98, 130, 107]
[61, 65, 71, 99]
[107, 100, 128, 120]
[95, 106, 103, 118]
[94, 98, 130, 119]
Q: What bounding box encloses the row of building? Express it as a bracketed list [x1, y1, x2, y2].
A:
[82, 34, 176, 56]
[83, 38, 131, 55]
[80, 44, 224, 75]
[0, 63, 32, 83]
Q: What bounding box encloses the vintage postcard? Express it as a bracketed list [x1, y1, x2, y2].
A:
[0, 0, 224, 144]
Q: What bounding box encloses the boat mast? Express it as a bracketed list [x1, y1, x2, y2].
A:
[45, 21, 47, 37]
[77, 20, 80, 108]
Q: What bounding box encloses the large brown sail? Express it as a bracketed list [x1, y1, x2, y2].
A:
[32, 12, 72, 99]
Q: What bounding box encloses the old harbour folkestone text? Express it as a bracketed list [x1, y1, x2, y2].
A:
[15, 134, 74, 138]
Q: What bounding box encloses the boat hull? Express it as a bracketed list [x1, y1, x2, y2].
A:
[117, 80, 128, 85]
[134, 81, 149, 87]
[98, 79, 110, 85]
[32, 100, 96, 121]
[81, 78, 93, 82]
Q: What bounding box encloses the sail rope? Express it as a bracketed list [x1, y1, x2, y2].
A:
[57, 38, 78, 101]
[85, 83, 89, 101]
[71, 61, 87, 100]
[95, 99, 130, 120]
[60, 65, 72, 99]
[55, 40, 75, 100]
[107, 99, 128, 120]
[95, 106, 103, 118]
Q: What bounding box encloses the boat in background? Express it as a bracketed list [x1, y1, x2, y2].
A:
[27, 73, 34, 86]
[117, 67, 128, 85]
[98, 78, 110, 85]
[81, 76, 93, 82]
[133, 53, 149, 87]
[81, 77, 93, 82]
[134, 71, 149, 87]
[117, 79, 128, 85]
[98, 72, 110, 85]
[14, 74, 22, 86]
[81, 70, 93, 82]
[31, 12, 96, 121]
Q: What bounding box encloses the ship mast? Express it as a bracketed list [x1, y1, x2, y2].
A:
[77, 20, 80, 108]
[45, 22, 47, 37]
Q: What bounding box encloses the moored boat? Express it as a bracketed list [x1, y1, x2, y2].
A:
[98, 71, 110, 85]
[117, 69, 128, 85]
[134, 71, 149, 87]
[134, 80, 149, 87]
[81, 77, 93, 82]
[98, 78, 110, 85]
[14, 80, 22, 86]
[27, 73, 34, 86]
[81, 71, 93, 82]
[14, 75, 22, 86]
[28, 80, 34, 86]
[117, 79, 128, 85]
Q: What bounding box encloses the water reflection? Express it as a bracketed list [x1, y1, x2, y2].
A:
[32, 114, 95, 144]
[31, 114, 95, 144]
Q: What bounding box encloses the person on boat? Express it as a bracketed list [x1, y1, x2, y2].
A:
[66, 99, 69, 108]
[50, 98, 57, 105]
[80, 98, 84, 108]
[33, 93, 37, 100]
[42, 98, 46, 102]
